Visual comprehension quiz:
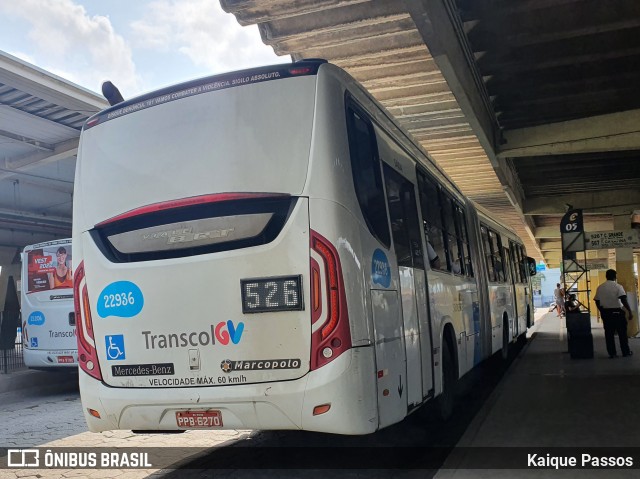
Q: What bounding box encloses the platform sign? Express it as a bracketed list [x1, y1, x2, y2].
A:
[585, 230, 640, 250]
[585, 260, 609, 270]
[560, 209, 585, 252]
[536, 263, 546, 272]
[564, 259, 610, 272]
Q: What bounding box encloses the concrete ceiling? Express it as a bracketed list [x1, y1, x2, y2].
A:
[221, 0, 640, 267]
[0, 51, 107, 254]
[2, 1, 639, 268]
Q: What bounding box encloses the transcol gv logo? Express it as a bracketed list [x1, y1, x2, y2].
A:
[142, 320, 244, 350]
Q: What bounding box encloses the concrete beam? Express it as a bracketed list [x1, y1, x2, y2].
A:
[534, 226, 561, 239]
[405, 0, 499, 158]
[544, 251, 562, 260]
[0, 129, 54, 152]
[539, 240, 562, 251]
[534, 219, 616, 240]
[405, 0, 537, 254]
[499, 109, 640, 158]
[0, 51, 106, 112]
[0, 138, 78, 181]
[0, 207, 71, 229]
[524, 189, 640, 215]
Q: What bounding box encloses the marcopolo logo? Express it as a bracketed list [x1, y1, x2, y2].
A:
[28, 311, 45, 326]
[142, 320, 244, 350]
[220, 358, 302, 373]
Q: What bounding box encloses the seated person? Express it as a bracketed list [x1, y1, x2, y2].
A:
[426, 241, 441, 269]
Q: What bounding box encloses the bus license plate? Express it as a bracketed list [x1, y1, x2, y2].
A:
[57, 356, 74, 363]
[176, 410, 223, 428]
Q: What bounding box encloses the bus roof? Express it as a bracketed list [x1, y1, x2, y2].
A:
[84, 59, 327, 130]
[22, 238, 72, 252]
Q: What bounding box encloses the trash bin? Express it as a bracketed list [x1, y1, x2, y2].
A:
[566, 311, 593, 359]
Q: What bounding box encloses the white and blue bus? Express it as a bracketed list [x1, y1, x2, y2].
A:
[21, 239, 77, 369]
[73, 59, 535, 434]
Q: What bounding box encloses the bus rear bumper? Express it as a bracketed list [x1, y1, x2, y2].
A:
[80, 346, 377, 435]
[24, 349, 78, 368]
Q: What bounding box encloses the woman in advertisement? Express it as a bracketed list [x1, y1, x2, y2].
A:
[48, 246, 73, 289]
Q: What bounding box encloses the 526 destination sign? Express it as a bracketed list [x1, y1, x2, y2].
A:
[240, 275, 303, 314]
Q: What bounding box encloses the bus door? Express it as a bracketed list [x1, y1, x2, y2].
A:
[509, 243, 528, 337]
[383, 164, 433, 409]
[502, 245, 517, 338]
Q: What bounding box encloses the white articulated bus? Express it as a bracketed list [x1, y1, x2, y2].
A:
[73, 60, 536, 434]
[21, 239, 77, 369]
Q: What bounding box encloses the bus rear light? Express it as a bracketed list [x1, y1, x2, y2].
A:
[313, 404, 331, 416]
[289, 67, 312, 75]
[87, 408, 101, 419]
[85, 117, 100, 129]
[309, 231, 351, 370]
[74, 261, 102, 381]
[310, 258, 322, 323]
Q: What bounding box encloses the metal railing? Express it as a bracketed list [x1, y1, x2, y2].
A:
[0, 311, 25, 374]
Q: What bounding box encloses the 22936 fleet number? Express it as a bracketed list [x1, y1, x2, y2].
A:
[103, 292, 135, 308]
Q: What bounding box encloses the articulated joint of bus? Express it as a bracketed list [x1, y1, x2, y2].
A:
[74, 261, 103, 381]
[309, 230, 352, 370]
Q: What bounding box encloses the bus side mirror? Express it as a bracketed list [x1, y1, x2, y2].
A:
[527, 257, 537, 276]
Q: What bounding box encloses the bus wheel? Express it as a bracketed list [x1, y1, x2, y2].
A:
[501, 317, 509, 361]
[517, 330, 527, 346]
[436, 341, 456, 421]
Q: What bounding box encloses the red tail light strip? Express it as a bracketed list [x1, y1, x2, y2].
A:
[95, 192, 290, 227]
[309, 230, 352, 370]
[74, 261, 102, 381]
[310, 257, 323, 325]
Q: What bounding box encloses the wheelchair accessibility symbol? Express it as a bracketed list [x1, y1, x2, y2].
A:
[105, 335, 126, 360]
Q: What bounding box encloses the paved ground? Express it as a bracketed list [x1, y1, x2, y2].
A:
[0, 310, 546, 479]
[435, 311, 640, 478]
[0, 371, 82, 448]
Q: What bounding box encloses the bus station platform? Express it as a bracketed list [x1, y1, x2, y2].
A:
[437, 310, 640, 478]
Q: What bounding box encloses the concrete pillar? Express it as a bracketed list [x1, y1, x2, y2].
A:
[577, 275, 589, 312]
[588, 269, 600, 320]
[0, 246, 21, 312]
[613, 215, 639, 337]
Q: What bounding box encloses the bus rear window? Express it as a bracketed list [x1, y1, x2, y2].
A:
[25, 245, 73, 293]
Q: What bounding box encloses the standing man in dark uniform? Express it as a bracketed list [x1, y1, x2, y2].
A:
[594, 269, 634, 358]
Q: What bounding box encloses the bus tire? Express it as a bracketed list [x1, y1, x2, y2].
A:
[501, 316, 509, 361]
[436, 341, 456, 421]
[517, 330, 527, 346]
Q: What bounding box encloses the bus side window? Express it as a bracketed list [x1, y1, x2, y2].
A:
[441, 194, 463, 275]
[346, 105, 391, 248]
[383, 165, 424, 270]
[481, 225, 496, 282]
[519, 245, 528, 282]
[489, 230, 505, 283]
[503, 246, 512, 284]
[508, 241, 520, 283]
[511, 241, 525, 283]
[417, 171, 446, 270]
[455, 205, 473, 277]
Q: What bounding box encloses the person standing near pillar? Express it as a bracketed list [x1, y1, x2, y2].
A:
[594, 269, 634, 358]
[554, 283, 565, 317]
